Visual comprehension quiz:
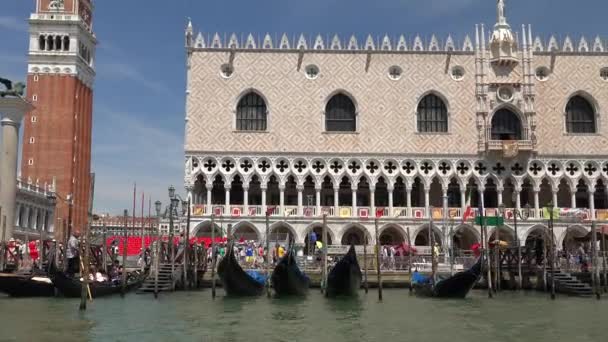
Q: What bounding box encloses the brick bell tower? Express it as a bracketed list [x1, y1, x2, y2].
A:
[21, 0, 96, 241]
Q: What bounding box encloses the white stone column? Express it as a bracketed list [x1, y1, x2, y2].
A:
[570, 190, 576, 208]
[533, 189, 540, 218]
[243, 185, 249, 215]
[460, 190, 466, 213]
[442, 189, 448, 218]
[315, 186, 322, 216]
[370, 186, 376, 217]
[333, 186, 339, 216]
[406, 188, 412, 217]
[352, 185, 358, 218]
[424, 189, 430, 218]
[0, 98, 29, 239]
[552, 191, 558, 208]
[479, 190, 485, 211]
[497, 187, 504, 207]
[206, 184, 212, 215]
[388, 186, 394, 217]
[261, 185, 268, 215]
[224, 185, 231, 214]
[589, 190, 596, 220]
[515, 190, 521, 210]
[297, 185, 303, 216]
[279, 185, 285, 217]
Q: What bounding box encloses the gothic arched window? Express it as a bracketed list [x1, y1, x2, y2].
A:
[55, 36, 62, 51]
[566, 95, 596, 134]
[38, 35, 46, 51]
[491, 109, 522, 140]
[325, 93, 356, 132]
[63, 36, 70, 51]
[417, 94, 448, 133]
[236, 92, 267, 131]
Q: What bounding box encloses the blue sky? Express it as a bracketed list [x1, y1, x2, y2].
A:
[0, 0, 606, 215]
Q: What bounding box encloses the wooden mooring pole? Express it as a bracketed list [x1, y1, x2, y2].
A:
[602, 225, 607, 293]
[184, 199, 191, 290]
[121, 209, 128, 297]
[265, 213, 271, 298]
[322, 214, 328, 296]
[0, 209, 5, 272]
[80, 221, 91, 311]
[363, 232, 368, 294]
[591, 221, 601, 299]
[102, 225, 108, 274]
[211, 215, 217, 299]
[407, 226, 413, 294]
[193, 242, 198, 289]
[481, 218, 493, 298]
[375, 218, 382, 301]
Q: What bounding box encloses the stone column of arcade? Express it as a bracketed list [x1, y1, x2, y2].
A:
[0, 96, 31, 239]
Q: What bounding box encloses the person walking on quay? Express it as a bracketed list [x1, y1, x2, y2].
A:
[66, 231, 81, 277]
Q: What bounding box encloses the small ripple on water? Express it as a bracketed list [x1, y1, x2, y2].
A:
[1, 290, 607, 342]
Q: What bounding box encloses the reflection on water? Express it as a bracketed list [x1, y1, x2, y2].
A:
[1, 290, 606, 342]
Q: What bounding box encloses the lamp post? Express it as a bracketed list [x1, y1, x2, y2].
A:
[168, 186, 190, 290]
[154, 200, 162, 299]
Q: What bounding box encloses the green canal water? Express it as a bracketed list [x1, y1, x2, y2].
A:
[0, 290, 606, 342]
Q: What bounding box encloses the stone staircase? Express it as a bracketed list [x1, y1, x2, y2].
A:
[137, 263, 179, 294]
[547, 268, 594, 297]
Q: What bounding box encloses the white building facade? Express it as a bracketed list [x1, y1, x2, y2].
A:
[183, 1, 608, 252]
[12, 178, 56, 240]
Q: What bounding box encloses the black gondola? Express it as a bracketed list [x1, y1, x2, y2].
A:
[0, 271, 55, 297]
[271, 250, 309, 296]
[326, 245, 362, 297]
[413, 258, 482, 299]
[51, 269, 146, 298]
[217, 242, 265, 296]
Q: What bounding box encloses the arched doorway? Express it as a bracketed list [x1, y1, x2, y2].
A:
[232, 222, 260, 242]
[488, 226, 516, 245]
[414, 225, 442, 246]
[379, 226, 405, 245]
[561, 225, 589, 254]
[452, 225, 480, 253]
[341, 225, 370, 245]
[304, 225, 334, 255]
[269, 223, 296, 245]
[195, 221, 223, 237]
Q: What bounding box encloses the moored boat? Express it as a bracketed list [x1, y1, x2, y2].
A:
[51, 269, 146, 298]
[271, 250, 309, 296]
[326, 245, 362, 297]
[413, 258, 482, 299]
[217, 241, 265, 296]
[0, 271, 55, 297]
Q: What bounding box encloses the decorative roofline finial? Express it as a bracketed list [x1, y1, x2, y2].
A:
[497, 0, 506, 25]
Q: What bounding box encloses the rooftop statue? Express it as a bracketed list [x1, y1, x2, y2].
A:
[0, 77, 26, 98]
[497, 0, 506, 25]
